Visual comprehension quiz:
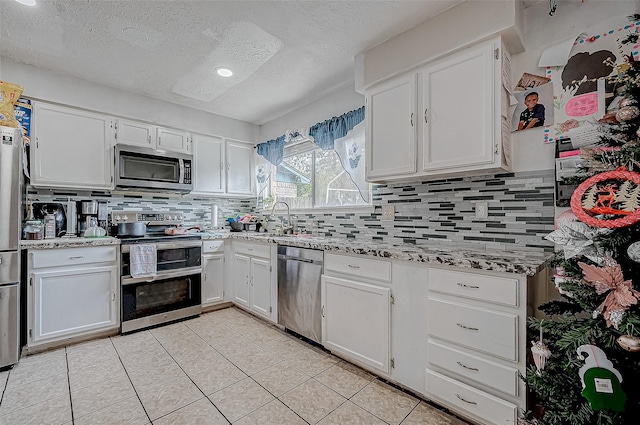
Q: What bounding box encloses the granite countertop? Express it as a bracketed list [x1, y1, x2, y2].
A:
[202, 232, 550, 276]
[20, 237, 120, 249]
[19, 232, 549, 275]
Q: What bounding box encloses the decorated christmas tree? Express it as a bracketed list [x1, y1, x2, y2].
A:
[523, 15, 640, 425]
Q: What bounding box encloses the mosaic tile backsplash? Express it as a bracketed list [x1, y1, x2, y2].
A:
[278, 169, 556, 253]
[27, 169, 555, 253]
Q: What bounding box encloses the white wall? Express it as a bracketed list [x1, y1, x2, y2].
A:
[258, 83, 364, 142]
[510, 0, 638, 172]
[0, 57, 259, 142]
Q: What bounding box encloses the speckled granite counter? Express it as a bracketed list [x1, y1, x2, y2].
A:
[202, 232, 550, 276]
[20, 237, 120, 249]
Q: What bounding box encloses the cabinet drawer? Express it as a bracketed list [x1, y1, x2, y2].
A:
[427, 298, 518, 361]
[325, 252, 391, 282]
[234, 241, 270, 259]
[425, 369, 518, 425]
[31, 246, 117, 269]
[429, 268, 518, 306]
[428, 340, 519, 396]
[202, 240, 224, 253]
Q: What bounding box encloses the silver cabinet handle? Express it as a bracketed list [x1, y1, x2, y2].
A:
[322, 305, 325, 318]
[457, 282, 479, 289]
[456, 394, 477, 405]
[457, 361, 479, 372]
[227, 163, 230, 170]
[347, 264, 360, 269]
[410, 112, 414, 127]
[424, 108, 428, 124]
[112, 291, 115, 301]
[69, 256, 84, 260]
[457, 323, 479, 331]
[220, 162, 224, 170]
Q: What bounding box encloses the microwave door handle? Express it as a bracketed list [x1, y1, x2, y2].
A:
[179, 159, 185, 184]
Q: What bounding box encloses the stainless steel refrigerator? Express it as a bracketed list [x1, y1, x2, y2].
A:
[0, 126, 21, 369]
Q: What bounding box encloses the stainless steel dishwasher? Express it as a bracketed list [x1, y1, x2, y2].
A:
[277, 245, 324, 344]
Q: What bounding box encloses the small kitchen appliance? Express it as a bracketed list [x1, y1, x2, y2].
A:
[115, 145, 193, 192]
[78, 200, 108, 237]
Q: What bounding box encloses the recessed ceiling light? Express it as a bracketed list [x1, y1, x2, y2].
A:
[14, 0, 37, 6]
[216, 68, 233, 78]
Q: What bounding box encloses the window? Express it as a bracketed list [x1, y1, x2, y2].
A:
[264, 143, 371, 210]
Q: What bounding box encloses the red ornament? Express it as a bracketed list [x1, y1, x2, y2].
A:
[571, 167, 640, 228]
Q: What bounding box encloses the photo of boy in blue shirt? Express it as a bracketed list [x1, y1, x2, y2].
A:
[517, 92, 545, 130]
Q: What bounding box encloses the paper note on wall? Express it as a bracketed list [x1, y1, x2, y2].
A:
[568, 124, 601, 148]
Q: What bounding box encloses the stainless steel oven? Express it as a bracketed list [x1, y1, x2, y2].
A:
[120, 239, 201, 333]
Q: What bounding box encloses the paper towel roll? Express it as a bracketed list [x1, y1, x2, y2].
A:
[211, 205, 218, 228]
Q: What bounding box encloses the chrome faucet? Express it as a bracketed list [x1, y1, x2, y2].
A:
[271, 201, 292, 234]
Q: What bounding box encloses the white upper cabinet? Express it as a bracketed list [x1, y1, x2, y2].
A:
[193, 134, 225, 194]
[115, 119, 191, 154]
[115, 119, 155, 148]
[365, 73, 417, 179]
[32, 102, 114, 190]
[225, 140, 254, 195]
[421, 38, 500, 174]
[157, 127, 191, 154]
[192, 136, 254, 196]
[365, 37, 510, 183]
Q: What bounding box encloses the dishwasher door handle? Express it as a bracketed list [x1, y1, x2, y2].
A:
[284, 256, 316, 264]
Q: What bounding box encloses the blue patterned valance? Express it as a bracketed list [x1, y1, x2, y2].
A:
[255, 106, 365, 165]
[309, 106, 365, 150]
[256, 135, 285, 166]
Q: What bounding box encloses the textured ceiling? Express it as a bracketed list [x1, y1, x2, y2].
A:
[0, 0, 464, 125]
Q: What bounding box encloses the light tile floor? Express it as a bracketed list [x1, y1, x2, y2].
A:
[0, 307, 469, 425]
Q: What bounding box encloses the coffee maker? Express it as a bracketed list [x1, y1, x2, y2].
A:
[78, 200, 108, 237]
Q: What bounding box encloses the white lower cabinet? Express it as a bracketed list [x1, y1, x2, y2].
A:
[322, 275, 391, 374]
[202, 254, 225, 307]
[425, 266, 528, 425]
[425, 369, 518, 425]
[321, 253, 392, 375]
[27, 246, 119, 348]
[231, 241, 276, 322]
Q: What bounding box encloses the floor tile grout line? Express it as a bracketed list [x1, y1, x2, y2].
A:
[64, 347, 74, 425]
[146, 327, 235, 424]
[107, 336, 153, 425]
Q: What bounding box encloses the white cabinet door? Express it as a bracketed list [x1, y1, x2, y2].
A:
[422, 40, 497, 172]
[157, 127, 191, 153]
[116, 119, 155, 148]
[31, 265, 117, 344]
[32, 102, 114, 190]
[322, 275, 391, 374]
[391, 261, 429, 394]
[202, 253, 224, 306]
[226, 140, 254, 195]
[233, 254, 250, 308]
[250, 257, 272, 319]
[193, 134, 225, 194]
[365, 73, 417, 180]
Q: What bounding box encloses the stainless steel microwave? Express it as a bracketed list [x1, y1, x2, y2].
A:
[115, 145, 193, 192]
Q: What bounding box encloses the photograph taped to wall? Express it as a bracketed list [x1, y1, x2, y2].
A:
[543, 17, 640, 143]
[512, 84, 554, 132]
[515, 72, 551, 91]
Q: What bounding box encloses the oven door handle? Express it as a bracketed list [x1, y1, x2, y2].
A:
[121, 266, 202, 285]
[121, 240, 202, 253]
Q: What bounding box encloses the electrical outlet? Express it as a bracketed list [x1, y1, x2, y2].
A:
[381, 205, 395, 221]
[475, 201, 488, 219]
